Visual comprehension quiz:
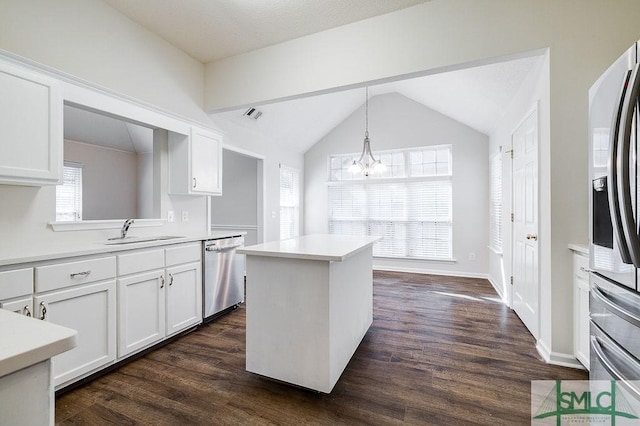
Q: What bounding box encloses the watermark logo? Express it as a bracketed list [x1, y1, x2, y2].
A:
[532, 380, 640, 425]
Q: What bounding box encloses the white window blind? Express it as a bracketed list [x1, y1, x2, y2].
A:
[280, 165, 300, 239]
[328, 145, 452, 260]
[56, 162, 83, 222]
[489, 151, 502, 252]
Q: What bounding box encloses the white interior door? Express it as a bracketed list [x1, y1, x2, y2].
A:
[512, 107, 539, 339]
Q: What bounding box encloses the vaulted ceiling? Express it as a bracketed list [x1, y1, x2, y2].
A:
[211, 54, 544, 154]
[90, 1, 543, 155]
[102, 0, 430, 63]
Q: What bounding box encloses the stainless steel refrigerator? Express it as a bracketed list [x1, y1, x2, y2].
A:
[589, 40, 640, 389]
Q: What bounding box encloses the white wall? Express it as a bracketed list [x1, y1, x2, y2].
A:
[64, 140, 138, 220]
[211, 149, 260, 245]
[205, 0, 640, 362]
[0, 0, 209, 124]
[137, 152, 154, 219]
[210, 117, 304, 243]
[0, 0, 212, 245]
[305, 93, 489, 276]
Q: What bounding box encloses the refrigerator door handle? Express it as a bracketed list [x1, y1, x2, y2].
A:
[591, 334, 640, 399]
[617, 63, 640, 267]
[608, 69, 633, 264]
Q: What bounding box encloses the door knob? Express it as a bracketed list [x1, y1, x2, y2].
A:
[526, 233, 538, 241]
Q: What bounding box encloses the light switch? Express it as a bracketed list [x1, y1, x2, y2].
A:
[167, 211, 174, 223]
[182, 211, 189, 222]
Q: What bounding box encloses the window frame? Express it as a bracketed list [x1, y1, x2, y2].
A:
[56, 161, 83, 222]
[327, 145, 453, 261]
[279, 164, 301, 240]
[489, 149, 503, 254]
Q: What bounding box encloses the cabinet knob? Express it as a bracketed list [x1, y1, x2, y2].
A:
[39, 301, 47, 321]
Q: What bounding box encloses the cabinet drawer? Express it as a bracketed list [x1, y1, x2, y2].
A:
[165, 243, 201, 267]
[574, 253, 589, 282]
[36, 257, 115, 293]
[0, 268, 33, 299]
[118, 249, 165, 276]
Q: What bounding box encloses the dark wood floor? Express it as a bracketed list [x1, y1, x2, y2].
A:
[55, 271, 586, 425]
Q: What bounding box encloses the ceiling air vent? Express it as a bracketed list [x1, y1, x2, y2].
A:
[243, 107, 262, 120]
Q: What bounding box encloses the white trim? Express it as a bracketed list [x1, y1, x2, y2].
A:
[487, 275, 508, 304]
[212, 224, 258, 230]
[535, 340, 586, 370]
[373, 265, 488, 280]
[223, 143, 266, 160]
[488, 245, 503, 255]
[374, 256, 457, 263]
[50, 218, 165, 232]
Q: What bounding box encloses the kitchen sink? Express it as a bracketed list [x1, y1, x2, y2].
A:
[104, 235, 185, 245]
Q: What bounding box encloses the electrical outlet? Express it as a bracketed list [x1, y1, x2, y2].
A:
[469, 252, 476, 261]
[182, 210, 189, 222]
[167, 211, 174, 223]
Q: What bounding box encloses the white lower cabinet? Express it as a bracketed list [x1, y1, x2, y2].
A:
[117, 243, 202, 358]
[0, 267, 34, 316]
[0, 296, 33, 317]
[572, 249, 590, 370]
[0, 242, 202, 390]
[117, 269, 166, 357]
[166, 261, 202, 336]
[35, 279, 116, 388]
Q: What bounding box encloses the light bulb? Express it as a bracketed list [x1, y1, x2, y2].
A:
[373, 161, 386, 173]
[348, 161, 363, 174]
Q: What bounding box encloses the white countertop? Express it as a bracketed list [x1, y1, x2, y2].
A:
[238, 234, 381, 262]
[0, 231, 246, 267]
[568, 243, 589, 255]
[0, 309, 76, 377]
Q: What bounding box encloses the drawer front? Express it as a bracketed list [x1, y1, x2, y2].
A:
[36, 257, 115, 293]
[165, 243, 201, 267]
[574, 253, 589, 282]
[117, 249, 165, 276]
[0, 268, 33, 299]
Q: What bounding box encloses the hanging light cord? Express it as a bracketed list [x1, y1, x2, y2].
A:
[365, 86, 369, 138]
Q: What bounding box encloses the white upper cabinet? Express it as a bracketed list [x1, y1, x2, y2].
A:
[169, 126, 223, 196]
[0, 60, 62, 185]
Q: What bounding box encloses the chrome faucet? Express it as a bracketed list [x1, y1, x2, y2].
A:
[120, 219, 134, 239]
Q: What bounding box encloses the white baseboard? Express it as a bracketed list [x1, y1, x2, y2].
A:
[536, 340, 585, 370]
[487, 275, 509, 305]
[373, 264, 489, 280]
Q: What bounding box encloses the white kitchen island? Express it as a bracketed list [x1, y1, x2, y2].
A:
[238, 234, 380, 393]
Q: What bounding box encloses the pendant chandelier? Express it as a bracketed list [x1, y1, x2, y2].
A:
[348, 87, 386, 177]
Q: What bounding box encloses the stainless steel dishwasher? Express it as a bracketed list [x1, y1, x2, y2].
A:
[203, 235, 245, 322]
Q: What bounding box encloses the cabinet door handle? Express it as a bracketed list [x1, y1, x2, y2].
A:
[70, 270, 91, 278]
[39, 301, 47, 321]
[23, 305, 31, 317]
[160, 275, 165, 289]
[579, 266, 593, 274]
[193, 177, 197, 189]
[169, 273, 174, 286]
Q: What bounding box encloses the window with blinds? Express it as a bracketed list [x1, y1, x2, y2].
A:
[328, 145, 452, 260]
[56, 162, 83, 222]
[280, 165, 300, 239]
[489, 151, 502, 252]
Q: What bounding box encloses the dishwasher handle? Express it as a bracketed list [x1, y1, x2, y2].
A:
[205, 243, 244, 252]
